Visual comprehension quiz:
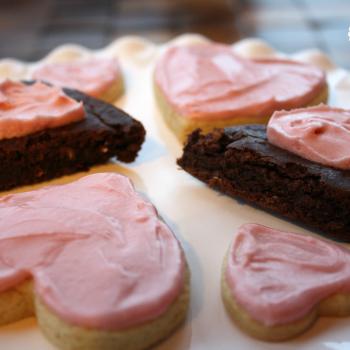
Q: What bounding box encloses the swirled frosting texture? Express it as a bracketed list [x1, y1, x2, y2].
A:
[225, 224, 350, 326]
[32, 58, 121, 98]
[0, 173, 185, 330]
[0, 80, 84, 139]
[267, 105, 350, 169]
[155, 44, 326, 121]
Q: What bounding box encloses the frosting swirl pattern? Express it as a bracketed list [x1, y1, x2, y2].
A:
[225, 224, 350, 326]
[0, 80, 84, 140]
[267, 105, 350, 169]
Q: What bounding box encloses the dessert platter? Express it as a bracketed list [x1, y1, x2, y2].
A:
[0, 33, 350, 349]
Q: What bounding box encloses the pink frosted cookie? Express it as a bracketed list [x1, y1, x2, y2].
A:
[32, 57, 124, 103]
[0, 173, 189, 350]
[222, 223, 350, 341]
[154, 43, 328, 140]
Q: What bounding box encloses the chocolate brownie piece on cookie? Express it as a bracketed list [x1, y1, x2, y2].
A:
[178, 125, 350, 241]
[0, 87, 145, 191]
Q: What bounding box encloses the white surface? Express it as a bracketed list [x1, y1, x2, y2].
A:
[0, 34, 350, 350]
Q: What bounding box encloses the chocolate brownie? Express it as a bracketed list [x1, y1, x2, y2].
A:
[0, 88, 145, 191]
[178, 125, 350, 242]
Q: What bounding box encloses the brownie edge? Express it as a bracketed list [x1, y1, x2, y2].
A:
[0, 88, 145, 191]
[178, 126, 350, 242]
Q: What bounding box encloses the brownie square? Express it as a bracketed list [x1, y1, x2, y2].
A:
[0, 88, 145, 191]
[178, 125, 350, 242]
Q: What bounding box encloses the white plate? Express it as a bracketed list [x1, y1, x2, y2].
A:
[0, 34, 350, 350]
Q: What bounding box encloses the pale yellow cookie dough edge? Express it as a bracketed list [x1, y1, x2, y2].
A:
[0, 267, 190, 350]
[221, 255, 350, 341]
[97, 75, 125, 104]
[154, 83, 329, 143]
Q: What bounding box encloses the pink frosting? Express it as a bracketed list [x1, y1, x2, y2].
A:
[32, 58, 122, 98]
[0, 80, 84, 140]
[267, 105, 350, 169]
[0, 173, 185, 330]
[155, 44, 326, 121]
[226, 224, 350, 326]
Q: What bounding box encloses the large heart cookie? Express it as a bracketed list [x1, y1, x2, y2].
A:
[154, 43, 328, 140]
[222, 223, 350, 341]
[0, 173, 189, 350]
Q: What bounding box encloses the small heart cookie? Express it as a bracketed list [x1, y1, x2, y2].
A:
[222, 223, 350, 341]
[32, 57, 124, 103]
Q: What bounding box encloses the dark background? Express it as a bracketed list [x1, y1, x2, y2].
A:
[1, 0, 349, 68]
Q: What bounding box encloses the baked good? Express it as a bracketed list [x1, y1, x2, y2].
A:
[0, 172, 189, 350]
[178, 105, 350, 241]
[222, 223, 350, 341]
[32, 57, 124, 103]
[0, 80, 145, 191]
[154, 43, 328, 141]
